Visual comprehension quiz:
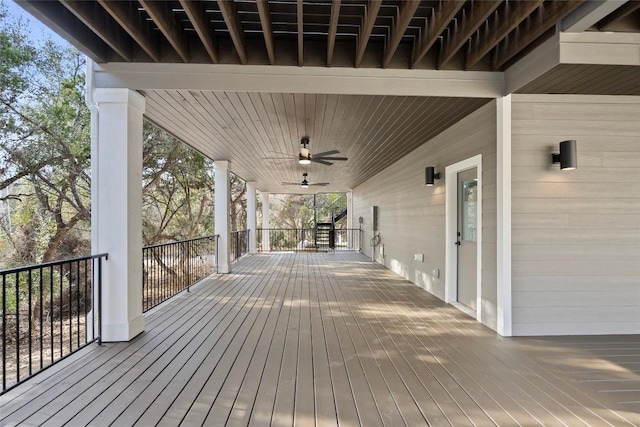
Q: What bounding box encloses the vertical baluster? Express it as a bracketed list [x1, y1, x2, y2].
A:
[98, 257, 103, 346]
[28, 269, 32, 376]
[49, 265, 54, 363]
[39, 267, 43, 369]
[2, 273, 6, 391]
[76, 260, 80, 349]
[68, 263, 72, 354]
[59, 264, 63, 358]
[15, 272, 20, 383]
[84, 259, 88, 344]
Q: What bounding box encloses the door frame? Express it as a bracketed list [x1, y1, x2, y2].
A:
[445, 154, 483, 321]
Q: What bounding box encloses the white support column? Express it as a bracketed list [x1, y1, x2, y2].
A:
[346, 191, 353, 249]
[214, 160, 231, 273]
[261, 192, 270, 251]
[246, 181, 257, 254]
[93, 88, 145, 342]
[496, 96, 513, 337]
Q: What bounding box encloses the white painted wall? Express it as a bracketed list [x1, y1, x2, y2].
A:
[511, 94, 640, 335]
[352, 102, 498, 331]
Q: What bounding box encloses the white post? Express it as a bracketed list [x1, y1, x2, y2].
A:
[214, 160, 231, 273]
[247, 181, 257, 254]
[261, 192, 270, 251]
[496, 96, 513, 337]
[93, 88, 145, 342]
[346, 191, 353, 249]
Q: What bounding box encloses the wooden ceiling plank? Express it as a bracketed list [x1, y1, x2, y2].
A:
[327, 0, 342, 66]
[98, 0, 162, 62]
[217, 0, 248, 64]
[438, 0, 502, 68]
[492, 1, 584, 69]
[355, 0, 383, 68]
[297, 0, 304, 66]
[59, 0, 133, 61]
[411, 1, 465, 68]
[466, 0, 544, 69]
[180, 0, 219, 63]
[139, 0, 189, 63]
[598, 1, 640, 30]
[256, 0, 276, 65]
[382, 0, 422, 68]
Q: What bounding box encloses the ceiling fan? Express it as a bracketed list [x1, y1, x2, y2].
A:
[263, 137, 348, 166]
[282, 173, 329, 189]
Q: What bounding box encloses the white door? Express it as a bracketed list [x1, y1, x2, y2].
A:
[456, 168, 478, 312]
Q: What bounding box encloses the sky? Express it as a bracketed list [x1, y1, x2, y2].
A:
[5, 0, 67, 46]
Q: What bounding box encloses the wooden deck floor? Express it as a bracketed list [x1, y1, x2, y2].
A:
[2, 253, 639, 426]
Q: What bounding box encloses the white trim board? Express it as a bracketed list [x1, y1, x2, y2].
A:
[445, 154, 483, 322]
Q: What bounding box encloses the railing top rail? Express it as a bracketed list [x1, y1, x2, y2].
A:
[143, 235, 219, 251]
[0, 253, 109, 276]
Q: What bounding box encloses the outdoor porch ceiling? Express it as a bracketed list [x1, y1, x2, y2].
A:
[16, 0, 640, 71]
[16, 0, 640, 192]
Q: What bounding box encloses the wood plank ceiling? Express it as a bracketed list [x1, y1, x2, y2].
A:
[16, 0, 640, 192]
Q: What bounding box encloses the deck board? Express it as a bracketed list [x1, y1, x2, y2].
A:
[2, 252, 639, 427]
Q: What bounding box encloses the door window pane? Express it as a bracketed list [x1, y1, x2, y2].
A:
[462, 179, 477, 242]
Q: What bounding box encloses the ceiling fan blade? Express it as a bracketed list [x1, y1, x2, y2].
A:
[313, 150, 340, 157]
[311, 158, 333, 166]
[310, 182, 330, 186]
[317, 156, 348, 161]
[281, 182, 300, 185]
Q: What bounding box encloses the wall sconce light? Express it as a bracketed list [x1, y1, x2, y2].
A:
[552, 140, 577, 170]
[425, 166, 440, 186]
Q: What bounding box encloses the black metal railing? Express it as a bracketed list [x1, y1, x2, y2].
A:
[230, 230, 249, 262]
[1, 253, 108, 394]
[142, 235, 217, 312]
[257, 228, 362, 252]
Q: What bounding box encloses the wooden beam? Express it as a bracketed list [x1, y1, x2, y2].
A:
[18, 0, 109, 62]
[382, 0, 421, 68]
[180, 0, 219, 63]
[217, 0, 248, 64]
[562, 0, 629, 32]
[59, 0, 133, 61]
[466, 0, 544, 69]
[98, 0, 162, 62]
[139, 0, 189, 63]
[355, 0, 382, 67]
[492, 1, 584, 69]
[327, 0, 341, 66]
[256, 0, 276, 65]
[411, 1, 465, 68]
[297, 0, 304, 66]
[438, 0, 502, 68]
[598, 1, 640, 30]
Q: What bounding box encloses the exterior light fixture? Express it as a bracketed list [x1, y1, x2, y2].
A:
[301, 173, 309, 188]
[552, 140, 577, 170]
[425, 166, 440, 186]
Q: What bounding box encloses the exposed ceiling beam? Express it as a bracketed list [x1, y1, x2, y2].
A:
[98, 0, 161, 62]
[438, 0, 502, 68]
[355, 0, 382, 68]
[217, 0, 248, 64]
[562, 0, 629, 32]
[139, 0, 189, 63]
[598, 1, 640, 30]
[59, 0, 132, 62]
[327, 0, 342, 66]
[297, 0, 304, 66]
[466, 0, 544, 69]
[17, 0, 109, 62]
[256, 0, 276, 65]
[411, 1, 465, 68]
[382, 0, 421, 68]
[493, 1, 584, 70]
[179, 0, 219, 63]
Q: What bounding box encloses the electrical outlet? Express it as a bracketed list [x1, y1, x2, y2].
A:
[413, 253, 424, 262]
[432, 268, 440, 279]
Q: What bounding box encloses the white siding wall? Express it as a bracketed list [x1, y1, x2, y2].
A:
[352, 102, 498, 331]
[511, 94, 640, 335]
